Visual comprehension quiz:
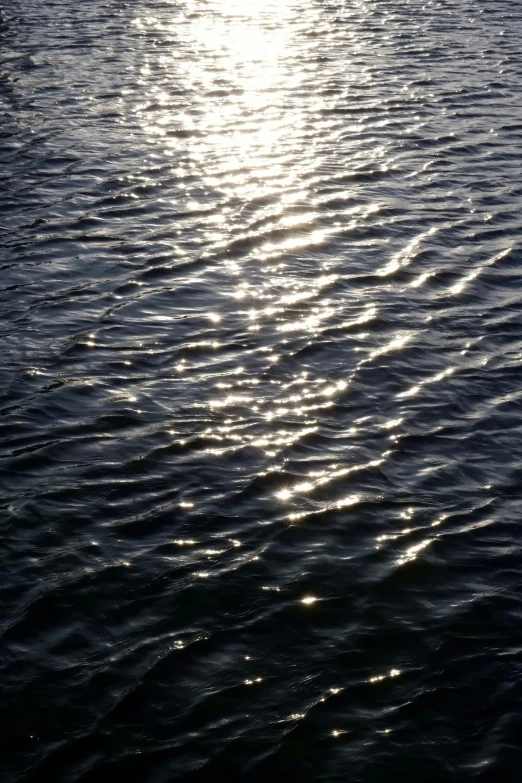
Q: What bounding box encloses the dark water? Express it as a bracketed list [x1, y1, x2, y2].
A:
[2, 0, 522, 780]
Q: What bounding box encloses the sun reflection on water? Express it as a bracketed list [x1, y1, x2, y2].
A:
[130, 1, 422, 537]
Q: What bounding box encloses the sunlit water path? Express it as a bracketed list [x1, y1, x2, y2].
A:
[2, 1, 522, 780]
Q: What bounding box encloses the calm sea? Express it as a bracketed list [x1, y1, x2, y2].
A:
[2, 1, 522, 780]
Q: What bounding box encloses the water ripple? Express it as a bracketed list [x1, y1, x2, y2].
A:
[3, 0, 522, 780]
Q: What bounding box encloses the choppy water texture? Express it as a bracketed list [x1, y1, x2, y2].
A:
[2, 0, 522, 780]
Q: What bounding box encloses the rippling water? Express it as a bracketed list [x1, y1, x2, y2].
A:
[3, 0, 522, 780]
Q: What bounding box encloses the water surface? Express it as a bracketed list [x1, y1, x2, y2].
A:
[2, 1, 522, 780]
